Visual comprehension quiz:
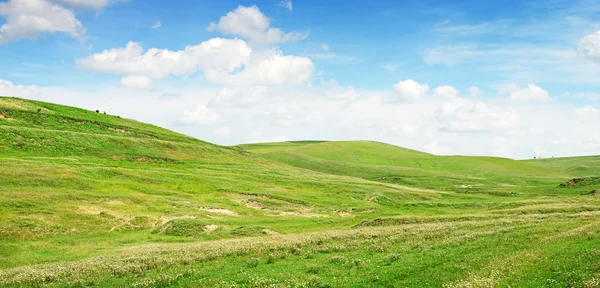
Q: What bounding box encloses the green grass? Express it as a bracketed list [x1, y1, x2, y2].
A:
[239, 140, 568, 191]
[527, 155, 600, 177]
[1, 96, 600, 287]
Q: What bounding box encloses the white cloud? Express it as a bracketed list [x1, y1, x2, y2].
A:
[384, 79, 429, 103]
[208, 5, 307, 43]
[277, 0, 293, 11]
[151, 21, 161, 29]
[212, 126, 231, 138]
[0, 0, 85, 43]
[59, 0, 126, 10]
[208, 86, 267, 108]
[120, 75, 152, 89]
[321, 43, 330, 52]
[204, 49, 314, 86]
[329, 85, 362, 103]
[573, 105, 599, 122]
[180, 105, 219, 125]
[500, 84, 551, 101]
[78, 39, 252, 86]
[468, 86, 482, 98]
[433, 85, 460, 99]
[435, 98, 520, 133]
[0, 79, 39, 96]
[578, 30, 600, 63]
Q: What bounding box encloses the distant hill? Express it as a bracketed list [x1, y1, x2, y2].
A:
[526, 155, 600, 177]
[239, 140, 567, 190]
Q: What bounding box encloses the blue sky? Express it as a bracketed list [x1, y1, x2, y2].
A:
[1, 0, 600, 158]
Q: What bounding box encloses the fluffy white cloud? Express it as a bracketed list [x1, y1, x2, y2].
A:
[277, 0, 293, 11]
[180, 105, 219, 125]
[208, 5, 307, 43]
[578, 30, 600, 63]
[0, 79, 39, 97]
[120, 76, 152, 89]
[500, 84, 551, 101]
[78, 39, 252, 87]
[384, 79, 429, 102]
[434, 85, 460, 99]
[204, 50, 314, 86]
[0, 0, 85, 43]
[435, 98, 520, 133]
[59, 0, 126, 10]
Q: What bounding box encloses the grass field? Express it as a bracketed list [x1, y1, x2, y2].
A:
[1, 96, 600, 287]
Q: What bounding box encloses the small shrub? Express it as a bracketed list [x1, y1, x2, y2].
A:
[246, 258, 260, 268]
[384, 253, 402, 264]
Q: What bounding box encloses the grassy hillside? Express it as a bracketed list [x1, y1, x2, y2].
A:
[239, 140, 567, 192]
[527, 155, 600, 177]
[2, 97, 600, 287]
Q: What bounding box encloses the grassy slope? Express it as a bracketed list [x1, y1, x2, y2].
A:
[239, 140, 567, 192]
[526, 155, 600, 177]
[2, 97, 600, 287]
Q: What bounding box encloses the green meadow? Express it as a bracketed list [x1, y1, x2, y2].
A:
[1, 96, 599, 287]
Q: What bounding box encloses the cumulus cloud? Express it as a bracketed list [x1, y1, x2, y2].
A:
[433, 85, 460, 99]
[435, 98, 520, 133]
[0, 0, 85, 43]
[384, 79, 429, 103]
[578, 30, 600, 63]
[0, 79, 39, 97]
[204, 49, 314, 86]
[500, 84, 551, 101]
[78, 39, 252, 88]
[208, 5, 307, 43]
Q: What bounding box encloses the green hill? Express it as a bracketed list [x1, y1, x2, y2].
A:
[2, 97, 600, 287]
[239, 140, 567, 191]
[526, 155, 600, 177]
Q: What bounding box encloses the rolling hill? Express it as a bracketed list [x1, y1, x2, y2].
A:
[1, 96, 600, 287]
[239, 140, 567, 192]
